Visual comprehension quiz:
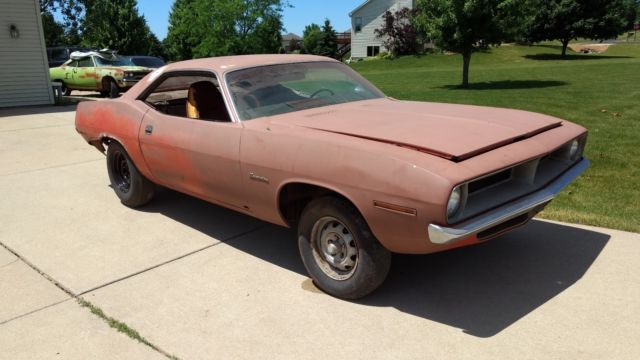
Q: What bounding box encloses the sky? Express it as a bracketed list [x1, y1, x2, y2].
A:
[136, 0, 364, 40]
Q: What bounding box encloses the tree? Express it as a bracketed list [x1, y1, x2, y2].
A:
[301, 23, 323, 54]
[41, 10, 66, 46]
[164, 0, 198, 60]
[81, 0, 156, 55]
[230, 2, 284, 55]
[164, 0, 286, 60]
[415, 0, 521, 88]
[526, 0, 637, 56]
[318, 19, 338, 58]
[146, 33, 168, 60]
[39, 0, 85, 45]
[374, 8, 420, 56]
[300, 19, 338, 58]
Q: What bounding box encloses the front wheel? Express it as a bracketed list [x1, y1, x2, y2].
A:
[104, 78, 120, 98]
[106, 142, 155, 207]
[61, 82, 72, 96]
[298, 197, 391, 299]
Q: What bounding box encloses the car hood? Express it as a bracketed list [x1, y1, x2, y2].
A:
[122, 66, 152, 71]
[98, 66, 152, 72]
[273, 98, 563, 162]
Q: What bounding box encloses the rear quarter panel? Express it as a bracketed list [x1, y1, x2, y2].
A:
[75, 99, 154, 180]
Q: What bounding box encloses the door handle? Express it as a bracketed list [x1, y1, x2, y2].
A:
[144, 125, 153, 135]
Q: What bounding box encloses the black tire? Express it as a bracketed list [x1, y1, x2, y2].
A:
[106, 78, 120, 98]
[106, 142, 155, 207]
[61, 82, 72, 96]
[298, 196, 391, 299]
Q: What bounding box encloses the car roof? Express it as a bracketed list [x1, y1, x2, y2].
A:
[161, 54, 339, 73]
[121, 54, 341, 100]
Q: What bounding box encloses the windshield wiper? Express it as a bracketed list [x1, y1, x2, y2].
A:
[285, 98, 329, 111]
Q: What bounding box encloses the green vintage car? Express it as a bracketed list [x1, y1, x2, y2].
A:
[49, 50, 154, 98]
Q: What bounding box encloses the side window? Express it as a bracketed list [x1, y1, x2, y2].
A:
[367, 46, 380, 57]
[143, 73, 231, 122]
[354, 17, 362, 32]
[77, 57, 94, 67]
[67, 60, 79, 68]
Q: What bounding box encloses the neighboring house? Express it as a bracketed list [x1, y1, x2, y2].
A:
[349, 0, 415, 59]
[0, 0, 54, 107]
[281, 33, 302, 53]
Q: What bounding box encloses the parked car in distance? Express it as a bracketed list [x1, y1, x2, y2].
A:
[75, 55, 589, 299]
[49, 50, 153, 98]
[126, 56, 166, 68]
[46, 46, 90, 68]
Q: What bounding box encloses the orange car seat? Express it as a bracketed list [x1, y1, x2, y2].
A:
[186, 81, 231, 122]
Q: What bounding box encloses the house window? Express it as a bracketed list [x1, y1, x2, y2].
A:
[355, 17, 362, 32]
[367, 46, 380, 57]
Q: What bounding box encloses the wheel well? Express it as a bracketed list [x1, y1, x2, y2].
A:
[101, 76, 115, 90]
[278, 183, 354, 227]
[101, 136, 114, 146]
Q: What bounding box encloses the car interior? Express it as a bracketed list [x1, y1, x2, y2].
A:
[144, 75, 231, 122]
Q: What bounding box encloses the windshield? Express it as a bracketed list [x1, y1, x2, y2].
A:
[95, 55, 134, 67]
[226, 62, 385, 120]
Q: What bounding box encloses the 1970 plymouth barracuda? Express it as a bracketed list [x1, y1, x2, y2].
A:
[50, 50, 153, 98]
[75, 55, 589, 299]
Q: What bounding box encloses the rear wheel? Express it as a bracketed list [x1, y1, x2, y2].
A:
[298, 197, 391, 299]
[106, 142, 155, 207]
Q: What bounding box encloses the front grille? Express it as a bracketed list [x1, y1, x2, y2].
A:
[448, 137, 584, 224]
[126, 72, 151, 81]
[468, 168, 512, 194]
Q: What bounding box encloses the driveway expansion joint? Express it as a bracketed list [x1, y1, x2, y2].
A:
[0, 241, 76, 297]
[0, 299, 72, 326]
[78, 223, 270, 296]
[0, 241, 179, 359]
[0, 159, 103, 177]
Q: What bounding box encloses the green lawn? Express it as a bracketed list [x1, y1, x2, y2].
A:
[351, 44, 640, 233]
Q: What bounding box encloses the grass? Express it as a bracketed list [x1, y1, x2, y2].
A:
[78, 299, 180, 360]
[351, 43, 640, 233]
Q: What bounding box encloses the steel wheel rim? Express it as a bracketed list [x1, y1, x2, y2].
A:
[111, 150, 131, 193]
[310, 216, 358, 281]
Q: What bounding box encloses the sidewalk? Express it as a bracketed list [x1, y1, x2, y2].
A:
[1, 106, 639, 359]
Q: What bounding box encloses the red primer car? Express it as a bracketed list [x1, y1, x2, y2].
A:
[75, 55, 589, 299]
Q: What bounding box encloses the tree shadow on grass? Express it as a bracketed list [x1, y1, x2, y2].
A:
[441, 80, 568, 91]
[524, 54, 631, 61]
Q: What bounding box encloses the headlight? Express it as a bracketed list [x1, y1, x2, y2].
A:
[125, 72, 134, 78]
[447, 186, 462, 218]
[569, 139, 580, 160]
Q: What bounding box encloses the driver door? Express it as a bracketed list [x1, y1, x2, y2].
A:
[138, 72, 246, 209]
[72, 57, 98, 90]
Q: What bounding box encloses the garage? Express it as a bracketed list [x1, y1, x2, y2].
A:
[0, 0, 54, 107]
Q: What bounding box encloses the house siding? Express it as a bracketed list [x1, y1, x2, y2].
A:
[0, 0, 54, 107]
[350, 0, 415, 59]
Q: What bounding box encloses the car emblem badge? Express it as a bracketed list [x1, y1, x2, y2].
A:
[249, 172, 269, 184]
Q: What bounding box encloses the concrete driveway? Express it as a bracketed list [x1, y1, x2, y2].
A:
[1, 106, 639, 359]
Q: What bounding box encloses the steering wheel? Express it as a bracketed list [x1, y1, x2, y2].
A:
[310, 88, 335, 98]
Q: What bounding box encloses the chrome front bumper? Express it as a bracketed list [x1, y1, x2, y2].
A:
[120, 79, 140, 87]
[428, 159, 589, 245]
